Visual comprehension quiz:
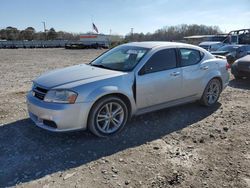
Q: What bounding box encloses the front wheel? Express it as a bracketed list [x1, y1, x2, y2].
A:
[88, 96, 129, 137]
[200, 79, 222, 106]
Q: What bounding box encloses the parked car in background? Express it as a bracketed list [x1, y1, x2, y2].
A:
[27, 42, 229, 137]
[231, 55, 250, 79]
[211, 45, 250, 64]
[199, 41, 224, 52]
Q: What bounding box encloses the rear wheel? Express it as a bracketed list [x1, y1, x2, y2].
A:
[200, 78, 222, 106]
[88, 96, 129, 137]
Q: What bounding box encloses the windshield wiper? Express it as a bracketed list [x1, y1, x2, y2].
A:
[90, 64, 111, 69]
[90, 64, 125, 72]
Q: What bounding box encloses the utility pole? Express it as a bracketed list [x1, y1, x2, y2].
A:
[109, 29, 112, 47]
[131, 28, 134, 35]
[42, 21, 46, 40]
[131, 28, 134, 41]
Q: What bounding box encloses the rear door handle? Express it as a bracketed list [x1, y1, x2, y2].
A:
[170, 72, 180, 76]
[200, 66, 209, 70]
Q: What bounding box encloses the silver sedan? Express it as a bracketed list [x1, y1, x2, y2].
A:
[27, 42, 230, 137]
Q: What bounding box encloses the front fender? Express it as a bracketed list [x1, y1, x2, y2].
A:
[86, 86, 120, 102]
[84, 85, 137, 115]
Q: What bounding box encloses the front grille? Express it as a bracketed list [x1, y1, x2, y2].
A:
[33, 86, 48, 100]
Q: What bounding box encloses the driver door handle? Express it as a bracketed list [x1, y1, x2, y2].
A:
[170, 72, 180, 76]
[200, 66, 209, 70]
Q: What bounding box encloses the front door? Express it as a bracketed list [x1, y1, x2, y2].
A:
[136, 48, 182, 109]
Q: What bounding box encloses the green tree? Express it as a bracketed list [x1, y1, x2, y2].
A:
[124, 24, 222, 42]
[19, 27, 36, 40]
[5, 26, 19, 40]
[47, 28, 57, 40]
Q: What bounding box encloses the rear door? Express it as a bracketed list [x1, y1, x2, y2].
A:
[136, 48, 182, 109]
[179, 48, 207, 97]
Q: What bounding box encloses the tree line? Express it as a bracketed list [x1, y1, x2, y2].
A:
[0, 27, 80, 41]
[125, 24, 222, 42]
[0, 24, 222, 42]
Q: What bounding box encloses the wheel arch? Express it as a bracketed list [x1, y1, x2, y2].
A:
[199, 76, 223, 106]
[202, 70, 222, 91]
[212, 76, 223, 90]
[87, 92, 133, 126]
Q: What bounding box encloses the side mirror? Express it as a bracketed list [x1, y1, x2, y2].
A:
[138, 67, 146, 75]
[138, 66, 153, 75]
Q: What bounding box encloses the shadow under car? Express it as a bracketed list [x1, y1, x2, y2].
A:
[0, 102, 221, 187]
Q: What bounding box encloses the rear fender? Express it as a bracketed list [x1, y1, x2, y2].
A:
[199, 70, 222, 97]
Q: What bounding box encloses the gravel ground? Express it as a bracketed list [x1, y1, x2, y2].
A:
[0, 48, 249, 188]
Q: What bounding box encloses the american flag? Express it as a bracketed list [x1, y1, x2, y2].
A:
[92, 23, 99, 33]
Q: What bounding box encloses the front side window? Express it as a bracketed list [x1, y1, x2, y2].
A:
[91, 45, 149, 71]
[141, 49, 177, 74]
[180, 48, 203, 67]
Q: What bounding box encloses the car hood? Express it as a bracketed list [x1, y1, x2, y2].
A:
[34, 64, 123, 88]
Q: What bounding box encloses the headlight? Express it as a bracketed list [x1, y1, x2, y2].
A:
[44, 90, 78, 104]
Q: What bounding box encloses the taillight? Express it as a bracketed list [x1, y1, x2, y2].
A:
[226, 63, 230, 70]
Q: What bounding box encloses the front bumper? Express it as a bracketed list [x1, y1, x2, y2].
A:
[26, 91, 92, 132]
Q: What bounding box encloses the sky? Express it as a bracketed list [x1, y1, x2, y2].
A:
[0, 0, 250, 35]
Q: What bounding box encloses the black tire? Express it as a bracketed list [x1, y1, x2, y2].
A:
[88, 96, 129, 137]
[200, 78, 222, 107]
[234, 75, 243, 80]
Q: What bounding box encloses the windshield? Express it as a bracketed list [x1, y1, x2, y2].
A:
[90, 45, 149, 71]
[217, 45, 239, 52]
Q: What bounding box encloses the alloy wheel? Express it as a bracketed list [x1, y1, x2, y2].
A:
[96, 102, 125, 134]
[206, 80, 220, 105]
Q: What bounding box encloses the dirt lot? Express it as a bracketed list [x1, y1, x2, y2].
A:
[0, 48, 249, 188]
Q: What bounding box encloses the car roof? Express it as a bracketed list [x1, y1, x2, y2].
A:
[123, 41, 199, 49]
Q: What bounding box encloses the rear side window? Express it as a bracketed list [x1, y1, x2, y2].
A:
[142, 49, 177, 74]
[180, 48, 203, 67]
